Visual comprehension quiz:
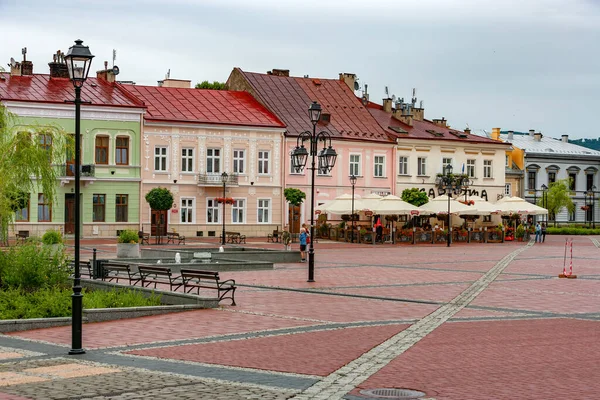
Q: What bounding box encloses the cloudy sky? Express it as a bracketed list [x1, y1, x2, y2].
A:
[1, 0, 599, 139]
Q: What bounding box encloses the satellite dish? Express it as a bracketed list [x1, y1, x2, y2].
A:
[112, 65, 120, 75]
[10, 57, 16, 67]
[391, 95, 396, 102]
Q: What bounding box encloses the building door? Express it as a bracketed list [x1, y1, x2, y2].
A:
[64, 194, 75, 234]
[151, 210, 168, 236]
[288, 205, 301, 234]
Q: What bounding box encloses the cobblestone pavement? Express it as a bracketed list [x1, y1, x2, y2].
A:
[1, 235, 599, 399]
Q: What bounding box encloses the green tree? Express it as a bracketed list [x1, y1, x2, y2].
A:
[538, 179, 574, 227]
[0, 105, 72, 245]
[401, 188, 429, 206]
[145, 187, 174, 236]
[284, 188, 306, 239]
[195, 80, 227, 90]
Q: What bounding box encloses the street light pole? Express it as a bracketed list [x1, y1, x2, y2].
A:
[64, 39, 94, 355]
[221, 172, 228, 245]
[290, 102, 337, 282]
[435, 164, 469, 248]
[541, 184, 548, 225]
[350, 175, 357, 243]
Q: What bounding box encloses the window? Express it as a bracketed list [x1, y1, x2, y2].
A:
[374, 155, 385, 177]
[207, 148, 220, 173]
[505, 155, 509, 168]
[398, 156, 408, 175]
[467, 159, 476, 178]
[115, 194, 128, 222]
[15, 196, 29, 222]
[154, 146, 168, 171]
[258, 151, 270, 174]
[93, 194, 105, 222]
[232, 199, 245, 223]
[587, 173, 594, 191]
[569, 173, 576, 191]
[39, 135, 52, 161]
[569, 203, 576, 221]
[181, 198, 194, 223]
[37, 194, 51, 222]
[505, 183, 512, 196]
[548, 172, 556, 184]
[417, 157, 427, 176]
[483, 160, 492, 178]
[349, 154, 360, 176]
[483, 215, 492, 222]
[442, 158, 453, 171]
[115, 137, 129, 165]
[233, 149, 245, 174]
[257, 199, 270, 223]
[528, 171, 537, 190]
[95, 136, 109, 164]
[207, 199, 220, 223]
[181, 148, 194, 172]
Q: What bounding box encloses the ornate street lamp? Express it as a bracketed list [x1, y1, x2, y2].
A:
[221, 172, 228, 245]
[290, 101, 337, 282]
[65, 39, 94, 355]
[435, 164, 470, 247]
[350, 175, 357, 243]
[541, 184, 548, 225]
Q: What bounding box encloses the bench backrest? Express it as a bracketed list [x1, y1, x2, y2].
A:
[102, 263, 131, 272]
[180, 268, 219, 281]
[138, 265, 172, 275]
[18, 230, 29, 237]
[226, 232, 240, 236]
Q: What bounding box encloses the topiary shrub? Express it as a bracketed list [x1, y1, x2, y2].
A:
[42, 230, 63, 245]
[118, 229, 139, 244]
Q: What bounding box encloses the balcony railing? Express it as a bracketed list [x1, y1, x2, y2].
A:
[56, 164, 95, 178]
[197, 173, 239, 186]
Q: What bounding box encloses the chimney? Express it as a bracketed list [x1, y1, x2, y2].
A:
[533, 132, 542, 142]
[339, 72, 357, 92]
[464, 127, 471, 135]
[18, 47, 33, 76]
[268, 69, 290, 77]
[10, 60, 21, 76]
[96, 61, 116, 83]
[382, 98, 393, 113]
[562, 134, 569, 143]
[392, 106, 413, 127]
[508, 130, 514, 141]
[48, 50, 69, 78]
[432, 118, 447, 128]
[158, 78, 191, 88]
[491, 127, 501, 141]
[529, 129, 535, 136]
[412, 106, 424, 122]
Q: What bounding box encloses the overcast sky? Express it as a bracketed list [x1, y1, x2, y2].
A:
[1, 0, 599, 139]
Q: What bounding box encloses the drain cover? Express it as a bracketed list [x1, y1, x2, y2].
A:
[360, 388, 425, 399]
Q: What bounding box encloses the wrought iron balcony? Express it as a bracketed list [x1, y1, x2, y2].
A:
[197, 172, 239, 186]
[56, 164, 95, 178]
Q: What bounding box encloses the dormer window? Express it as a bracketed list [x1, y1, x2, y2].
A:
[320, 113, 331, 124]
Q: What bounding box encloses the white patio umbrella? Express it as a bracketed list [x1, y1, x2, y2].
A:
[360, 193, 383, 212]
[460, 195, 503, 215]
[418, 194, 474, 215]
[370, 195, 420, 215]
[316, 194, 366, 215]
[495, 196, 548, 215]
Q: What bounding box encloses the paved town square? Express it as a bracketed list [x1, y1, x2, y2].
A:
[1, 236, 599, 400]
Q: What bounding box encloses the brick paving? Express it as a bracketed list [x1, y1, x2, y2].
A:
[0, 234, 599, 399]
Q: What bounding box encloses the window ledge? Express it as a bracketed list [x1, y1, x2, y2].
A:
[397, 174, 411, 177]
[417, 175, 430, 178]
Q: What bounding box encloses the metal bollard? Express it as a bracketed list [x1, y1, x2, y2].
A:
[92, 248, 98, 279]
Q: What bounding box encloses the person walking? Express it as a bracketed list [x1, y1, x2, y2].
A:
[541, 222, 547, 243]
[535, 222, 542, 243]
[299, 227, 307, 262]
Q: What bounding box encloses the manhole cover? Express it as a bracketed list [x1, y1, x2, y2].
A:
[360, 388, 426, 399]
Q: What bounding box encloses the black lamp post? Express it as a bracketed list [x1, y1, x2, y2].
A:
[436, 164, 470, 248]
[350, 174, 357, 243]
[541, 184, 548, 224]
[65, 39, 94, 355]
[221, 172, 228, 245]
[593, 186, 597, 229]
[290, 101, 337, 282]
[585, 187, 595, 229]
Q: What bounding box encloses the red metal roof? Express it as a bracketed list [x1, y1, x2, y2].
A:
[124, 85, 285, 128]
[237, 69, 394, 143]
[367, 105, 506, 145]
[0, 73, 144, 108]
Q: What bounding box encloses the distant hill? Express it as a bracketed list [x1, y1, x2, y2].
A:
[568, 138, 600, 151]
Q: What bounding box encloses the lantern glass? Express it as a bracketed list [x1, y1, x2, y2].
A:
[64, 40, 94, 86]
[308, 101, 322, 125]
[350, 175, 357, 185]
[221, 172, 229, 184]
[444, 163, 453, 176]
[291, 145, 309, 171]
[318, 145, 337, 172]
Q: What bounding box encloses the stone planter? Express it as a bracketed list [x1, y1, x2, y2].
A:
[43, 244, 65, 256]
[117, 243, 140, 258]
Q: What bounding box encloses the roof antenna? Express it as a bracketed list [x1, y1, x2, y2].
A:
[112, 49, 116, 67]
[22, 47, 27, 62]
[411, 88, 417, 107]
[166, 69, 170, 79]
[385, 86, 389, 98]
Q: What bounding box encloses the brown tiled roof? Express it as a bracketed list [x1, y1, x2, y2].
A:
[0, 73, 144, 108]
[125, 84, 284, 128]
[238, 69, 394, 143]
[368, 105, 506, 145]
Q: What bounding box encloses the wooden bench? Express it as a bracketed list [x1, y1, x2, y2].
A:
[138, 231, 150, 245]
[137, 265, 182, 291]
[101, 262, 141, 285]
[180, 269, 237, 306]
[223, 231, 246, 244]
[166, 232, 186, 245]
[15, 230, 29, 243]
[69, 260, 92, 278]
[267, 230, 281, 243]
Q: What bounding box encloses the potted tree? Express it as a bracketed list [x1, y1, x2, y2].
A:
[515, 224, 525, 242]
[42, 229, 64, 255]
[117, 229, 140, 258]
[145, 187, 174, 242]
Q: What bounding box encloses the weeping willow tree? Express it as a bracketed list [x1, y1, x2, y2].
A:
[0, 104, 73, 244]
